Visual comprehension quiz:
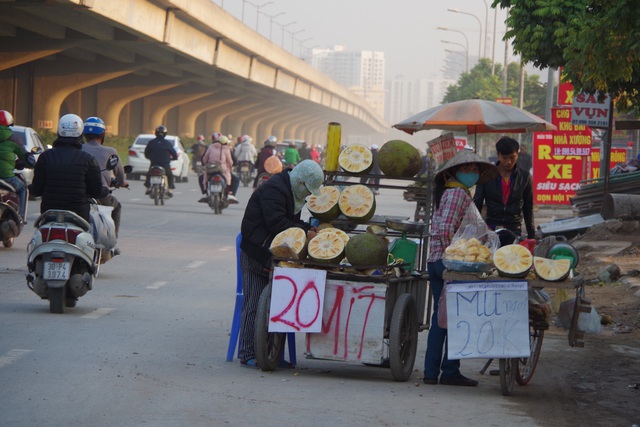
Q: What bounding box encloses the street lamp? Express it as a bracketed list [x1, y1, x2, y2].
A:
[254, 1, 274, 32]
[442, 41, 469, 72]
[280, 21, 297, 47]
[481, 0, 489, 58]
[296, 36, 313, 57]
[447, 8, 482, 60]
[265, 11, 285, 41]
[437, 27, 470, 68]
[290, 29, 305, 52]
[241, 0, 250, 22]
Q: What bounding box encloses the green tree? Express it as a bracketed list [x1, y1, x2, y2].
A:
[493, 0, 640, 111]
[442, 58, 547, 116]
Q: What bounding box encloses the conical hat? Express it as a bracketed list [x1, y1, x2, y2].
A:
[434, 149, 498, 187]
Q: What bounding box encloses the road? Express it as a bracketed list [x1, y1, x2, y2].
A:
[0, 174, 587, 426]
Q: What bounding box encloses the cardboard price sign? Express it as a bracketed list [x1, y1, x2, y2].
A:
[427, 133, 458, 166]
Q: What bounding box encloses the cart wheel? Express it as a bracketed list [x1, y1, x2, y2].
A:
[255, 283, 286, 371]
[499, 358, 517, 396]
[516, 324, 544, 385]
[389, 293, 418, 382]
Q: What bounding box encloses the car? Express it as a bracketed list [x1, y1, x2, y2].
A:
[9, 125, 47, 186]
[127, 134, 190, 182]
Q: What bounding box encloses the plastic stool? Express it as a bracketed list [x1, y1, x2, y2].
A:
[226, 232, 296, 365]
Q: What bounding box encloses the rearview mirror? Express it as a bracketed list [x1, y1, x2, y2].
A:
[31, 147, 43, 155]
[123, 165, 133, 174]
[106, 154, 119, 171]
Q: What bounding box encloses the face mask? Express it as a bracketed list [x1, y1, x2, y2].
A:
[456, 171, 480, 188]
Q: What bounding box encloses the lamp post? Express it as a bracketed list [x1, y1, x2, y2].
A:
[266, 11, 285, 41]
[254, 1, 273, 32]
[442, 41, 469, 72]
[447, 8, 482, 60]
[241, 0, 250, 22]
[290, 29, 305, 52]
[481, 0, 489, 58]
[437, 27, 470, 67]
[280, 21, 297, 47]
[296, 36, 313, 57]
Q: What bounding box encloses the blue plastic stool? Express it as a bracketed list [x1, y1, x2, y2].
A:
[226, 232, 296, 365]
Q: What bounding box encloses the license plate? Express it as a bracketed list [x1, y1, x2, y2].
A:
[241, 166, 249, 172]
[150, 176, 163, 184]
[210, 184, 222, 193]
[43, 261, 70, 280]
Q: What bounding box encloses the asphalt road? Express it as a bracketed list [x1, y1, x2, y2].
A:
[0, 174, 583, 426]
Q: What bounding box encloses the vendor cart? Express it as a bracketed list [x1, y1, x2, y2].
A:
[254, 171, 433, 382]
[442, 269, 591, 396]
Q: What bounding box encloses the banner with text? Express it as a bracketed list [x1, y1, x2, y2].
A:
[427, 132, 458, 167]
[551, 107, 591, 156]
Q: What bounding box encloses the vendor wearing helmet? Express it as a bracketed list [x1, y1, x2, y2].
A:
[144, 125, 177, 197]
[30, 114, 107, 222]
[423, 149, 498, 387]
[201, 132, 239, 204]
[238, 159, 324, 367]
[0, 110, 30, 223]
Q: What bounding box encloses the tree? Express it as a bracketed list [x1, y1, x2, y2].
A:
[493, 0, 640, 112]
[442, 58, 548, 116]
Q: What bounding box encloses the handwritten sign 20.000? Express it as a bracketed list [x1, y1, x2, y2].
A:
[446, 281, 530, 360]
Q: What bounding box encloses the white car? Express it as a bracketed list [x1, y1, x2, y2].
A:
[9, 125, 46, 186]
[127, 134, 190, 182]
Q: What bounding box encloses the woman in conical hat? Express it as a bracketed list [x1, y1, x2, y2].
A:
[423, 149, 497, 387]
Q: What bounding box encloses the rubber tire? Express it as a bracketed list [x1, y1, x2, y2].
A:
[389, 294, 419, 382]
[499, 358, 517, 396]
[153, 187, 159, 206]
[213, 194, 221, 214]
[3, 237, 14, 248]
[241, 172, 250, 187]
[49, 286, 65, 314]
[516, 325, 544, 385]
[255, 283, 286, 371]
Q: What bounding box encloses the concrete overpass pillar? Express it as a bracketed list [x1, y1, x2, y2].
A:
[177, 92, 241, 137]
[141, 84, 213, 133]
[211, 100, 261, 138]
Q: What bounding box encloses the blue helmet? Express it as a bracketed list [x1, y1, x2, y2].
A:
[83, 116, 106, 136]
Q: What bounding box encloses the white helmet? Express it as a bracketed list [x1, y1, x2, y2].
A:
[58, 114, 84, 138]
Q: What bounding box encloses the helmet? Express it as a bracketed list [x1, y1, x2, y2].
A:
[58, 114, 84, 138]
[155, 125, 168, 138]
[265, 135, 277, 147]
[236, 136, 243, 144]
[197, 135, 205, 141]
[0, 110, 14, 127]
[83, 116, 106, 136]
[218, 136, 229, 145]
[240, 135, 253, 145]
[212, 132, 224, 143]
[290, 160, 324, 197]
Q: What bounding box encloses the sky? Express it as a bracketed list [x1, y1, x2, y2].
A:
[214, 0, 530, 82]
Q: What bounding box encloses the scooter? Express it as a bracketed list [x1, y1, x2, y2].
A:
[238, 160, 253, 187]
[25, 155, 119, 313]
[205, 162, 229, 215]
[0, 176, 25, 248]
[147, 165, 170, 205]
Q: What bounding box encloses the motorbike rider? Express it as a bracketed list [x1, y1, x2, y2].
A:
[81, 116, 128, 237]
[29, 114, 107, 223]
[144, 125, 177, 197]
[191, 135, 207, 171]
[284, 141, 301, 167]
[234, 134, 258, 174]
[0, 110, 30, 223]
[200, 132, 239, 204]
[252, 136, 279, 189]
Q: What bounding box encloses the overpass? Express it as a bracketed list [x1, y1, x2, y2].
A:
[0, 0, 388, 144]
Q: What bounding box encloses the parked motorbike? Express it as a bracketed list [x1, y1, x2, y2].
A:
[25, 155, 120, 313]
[147, 165, 170, 205]
[0, 176, 25, 248]
[205, 162, 229, 214]
[238, 160, 253, 187]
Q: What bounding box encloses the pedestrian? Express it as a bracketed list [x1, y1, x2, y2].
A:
[29, 114, 107, 223]
[81, 116, 128, 237]
[237, 160, 324, 367]
[473, 136, 535, 247]
[0, 110, 29, 223]
[423, 149, 498, 386]
[144, 125, 177, 197]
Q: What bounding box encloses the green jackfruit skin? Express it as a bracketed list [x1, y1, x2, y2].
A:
[378, 140, 422, 178]
[345, 233, 389, 267]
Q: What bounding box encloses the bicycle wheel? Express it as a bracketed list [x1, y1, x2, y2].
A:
[499, 358, 517, 396]
[516, 324, 545, 385]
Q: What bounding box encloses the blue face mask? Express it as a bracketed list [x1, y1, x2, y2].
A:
[456, 171, 480, 188]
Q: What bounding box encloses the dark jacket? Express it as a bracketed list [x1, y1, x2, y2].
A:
[256, 146, 277, 175]
[240, 170, 310, 268]
[473, 165, 535, 238]
[29, 137, 107, 222]
[144, 137, 177, 166]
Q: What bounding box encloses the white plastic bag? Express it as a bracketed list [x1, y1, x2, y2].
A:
[89, 204, 117, 251]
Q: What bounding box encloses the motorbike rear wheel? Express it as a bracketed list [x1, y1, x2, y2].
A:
[2, 237, 14, 248]
[212, 194, 221, 214]
[49, 286, 66, 314]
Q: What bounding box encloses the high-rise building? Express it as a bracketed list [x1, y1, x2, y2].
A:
[385, 75, 456, 124]
[311, 46, 386, 118]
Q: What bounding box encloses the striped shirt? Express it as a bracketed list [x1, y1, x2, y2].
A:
[428, 187, 473, 262]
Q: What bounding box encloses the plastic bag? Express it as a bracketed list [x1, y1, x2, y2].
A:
[89, 204, 117, 251]
[443, 203, 500, 272]
[556, 298, 601, 334]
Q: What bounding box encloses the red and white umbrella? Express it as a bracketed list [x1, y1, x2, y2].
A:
[393, 99, 556, 135]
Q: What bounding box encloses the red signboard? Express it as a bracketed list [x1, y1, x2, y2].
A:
[533, 132, 627, 205]
[557, 67, 574, 106]
[495, 97, 512, 105]
[551, 107, 591, 156]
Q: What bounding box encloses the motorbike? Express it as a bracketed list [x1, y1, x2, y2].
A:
[238, 160, 253, 187]
[205, 162, 229, 214]
[0, 175, 25, 248]
[25, 155, 120, 313]
[147, 165, 170, 205]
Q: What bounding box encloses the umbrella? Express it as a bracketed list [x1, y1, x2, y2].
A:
[393, 99, 557, 135]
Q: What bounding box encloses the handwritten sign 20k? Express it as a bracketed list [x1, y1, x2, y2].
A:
[446, 281, 530, 359]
